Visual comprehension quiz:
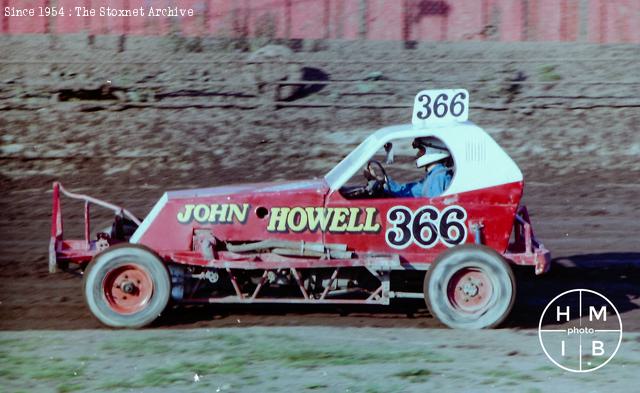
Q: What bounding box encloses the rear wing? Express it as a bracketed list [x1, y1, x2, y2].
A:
[49, 182, 141, 273]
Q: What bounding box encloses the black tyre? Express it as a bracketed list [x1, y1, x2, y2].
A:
[424, 244, 516, 329]
[83, 244, 171, 328]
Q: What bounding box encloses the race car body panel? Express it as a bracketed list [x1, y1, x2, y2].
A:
[130, 179, 329, 252]
[51, 119, 544, 272]
[324, 180, 523, 263]
[129, 121, 525, 266]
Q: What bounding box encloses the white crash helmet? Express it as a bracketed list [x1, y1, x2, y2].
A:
[416, 151, 451, 168]
[413, 138, 451, 168]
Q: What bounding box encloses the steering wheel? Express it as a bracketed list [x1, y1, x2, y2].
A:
[341, 160, 389, 199]
[366, 160, 388, 185]
[362, 160, 389, 197]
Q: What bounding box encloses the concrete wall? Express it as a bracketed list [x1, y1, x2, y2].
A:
[2, 0, 639, 43]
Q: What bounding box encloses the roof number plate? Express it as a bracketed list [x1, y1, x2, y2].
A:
[411, 89, 469, 127]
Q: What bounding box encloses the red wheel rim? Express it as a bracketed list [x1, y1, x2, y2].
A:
[446, 267, 493, 314]
[102, 264, 154, 314]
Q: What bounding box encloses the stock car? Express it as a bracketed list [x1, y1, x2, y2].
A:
[49, 89, 550, 329]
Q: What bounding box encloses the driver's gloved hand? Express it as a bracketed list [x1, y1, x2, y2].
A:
[365, 180, 377, 194]
[363, 168, 375, 181]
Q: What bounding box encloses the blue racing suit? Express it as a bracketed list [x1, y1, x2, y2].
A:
[386, 163, 452, 198]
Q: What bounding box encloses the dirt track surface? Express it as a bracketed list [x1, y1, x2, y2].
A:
[0, 37, 639, 331]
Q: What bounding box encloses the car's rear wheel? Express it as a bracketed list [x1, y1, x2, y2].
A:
[83, 244, 171, 328]
[424, 244, 515, 329]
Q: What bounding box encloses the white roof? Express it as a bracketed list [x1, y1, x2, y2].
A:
[324, 121, 522, 195]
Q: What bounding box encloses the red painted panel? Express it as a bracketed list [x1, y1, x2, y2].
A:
[605, 0, 636, 43]
[4, 0, 47, 33]
[89, 0, 126, 35]
[366, 0, 402, 41]
[78, 0, 138, 35]
[137, 180, 329, 252]
[144, 1, 172, 36]
[246, 0, 286, 38]
[338, 0, 360, 39]
[127, 0, 148, 35]
[326, 0, 340, 39]
[528, 0, 579, 41]
[589, 0, 610, 43]
[628, 0, 640, 43]
[179, 0, 208, 36]
[497, 0, 523, 42]
[207, 0, 238, 36]
[537, 0, 564, 41]
[136, 176, 522, 269]
[411, 0, 450, 41]
[325, 181, 522, 265]
[290, 0, 326, 39]
[563, 0, 579, 41]
[446, 0, 484, 41]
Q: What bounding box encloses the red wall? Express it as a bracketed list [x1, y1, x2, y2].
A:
[2, 0, 639, 43]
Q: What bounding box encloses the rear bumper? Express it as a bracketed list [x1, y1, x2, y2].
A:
[49, 182, 141, 273]
[503, 246, 551, 275]
[502, 205, 551, 275]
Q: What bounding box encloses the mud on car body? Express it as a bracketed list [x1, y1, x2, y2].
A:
[50, 89, 550, 329]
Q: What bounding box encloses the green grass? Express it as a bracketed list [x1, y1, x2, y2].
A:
[138, 366, 192, 386]
[538, 65, 562, 82]
[0, 330, 461, 391]
[77, 355, 98, 362]
[484, 368, 540, 383]
[56, 382, 85, 393]
[339, 372, 361, 381]
[364, 384, 405, 393]
[1, 330, 451, 382]
[244, 346, 450, 368]
[614, 357, 640, 366]
[261, 333, 298, 341]
[392, 368, 432, 383]
[581, 354, 610, 369]
[0, 350, 86, 392]
[305, 383, 329, 390]
[534, 365, 557, 372]
[0, 337, 55, 352]
[210, 357, 246, 374]
[100, 337, 173, 356]
[0, 352, 84, 380]
[94, 332, 453, 389]
[99, 359, 245, 390]
[239, 373, 261, 386]
[190, 332, 453, 368]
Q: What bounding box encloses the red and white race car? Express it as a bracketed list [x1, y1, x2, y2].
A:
[50, 89, 550, 329]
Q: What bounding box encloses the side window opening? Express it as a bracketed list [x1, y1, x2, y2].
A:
[339, 136, 455, 199]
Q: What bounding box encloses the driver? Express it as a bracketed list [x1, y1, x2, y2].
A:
[385, 138, 453, 198]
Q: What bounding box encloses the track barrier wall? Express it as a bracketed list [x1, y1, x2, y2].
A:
[2, 0, 639, 43]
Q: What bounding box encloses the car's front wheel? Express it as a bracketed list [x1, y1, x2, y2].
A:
[83, 244, 171, 328]
[424, 244, 516, 329]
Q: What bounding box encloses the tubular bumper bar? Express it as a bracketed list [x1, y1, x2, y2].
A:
[49, 182, 141, 273]
[503, 205, 551, 275]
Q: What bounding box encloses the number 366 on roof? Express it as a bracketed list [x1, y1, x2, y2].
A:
[412, 89, 469, 128]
